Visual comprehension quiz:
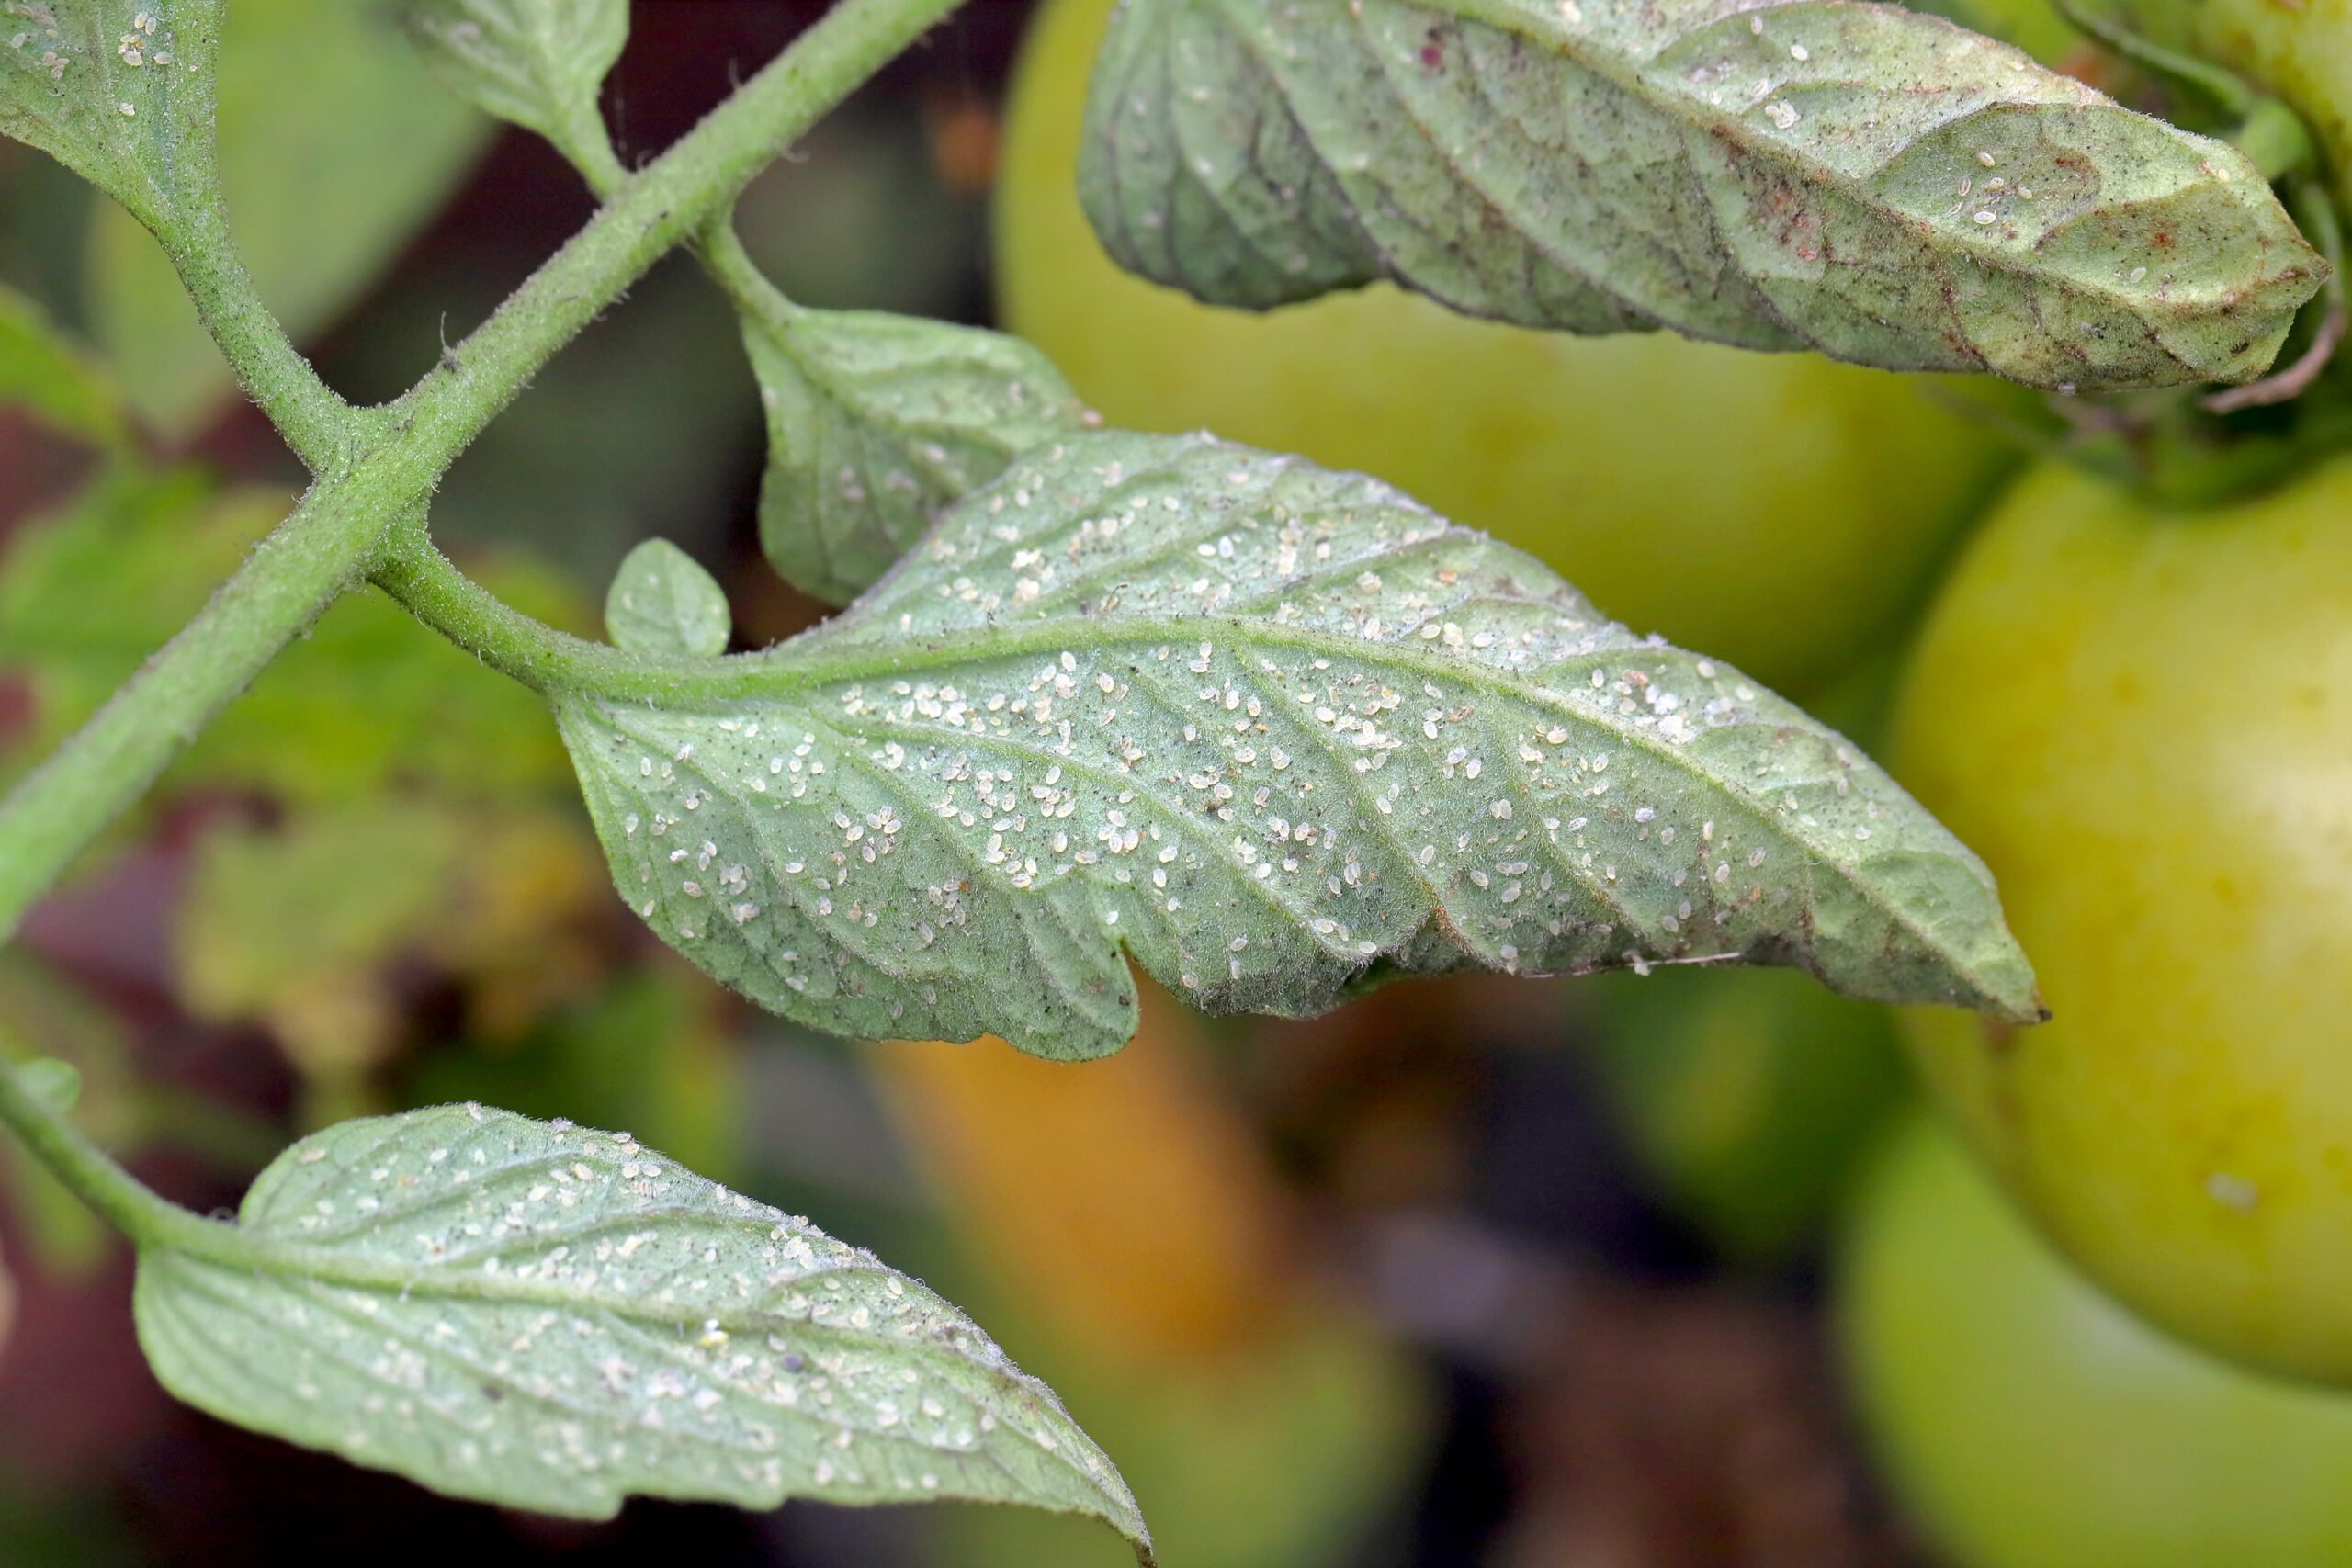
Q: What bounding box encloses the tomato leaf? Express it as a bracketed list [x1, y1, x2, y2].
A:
[85, 0, 487, 435]
[556, 430, 2039, 1062]
[0, 278, 129, 449]
[0, 0, 220, 228]
[606, 538, 730, 659]
[133, 1103, 1149, 1551]
[1078, 0, 2325, 389]
[398, 0, 626, 169]
[743, 301, 1093, 605]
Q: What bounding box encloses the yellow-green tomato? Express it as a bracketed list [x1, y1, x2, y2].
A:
[1841, 1114, 2352, 1568]
[994, 0, 2016, 695]
[2113, 0, 2352, 196]
[1896, 457, 2352, 1383]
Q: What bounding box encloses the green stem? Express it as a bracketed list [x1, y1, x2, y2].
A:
[370, 523, 656, 696]
[561, 85, 805, 354]
[0, 486, 383, 938]
[164, 156, 359, 472]
[0, 0, 967, 948]
[0, 1057, 190, 1247]
[383, 0, 962, 479]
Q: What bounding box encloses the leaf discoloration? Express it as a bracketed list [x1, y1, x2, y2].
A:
[559, 431, 2039, 1060]
[1080, 0, 2324, 389]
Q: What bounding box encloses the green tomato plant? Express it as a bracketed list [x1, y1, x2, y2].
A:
[0, 0, 2342, 1555]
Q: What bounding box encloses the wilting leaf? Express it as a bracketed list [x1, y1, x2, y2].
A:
[557, 430, 2037, 1062]
[1080, 0, 2324, 389]
[0, 0, 220, 228]
[743, 301, 1091, 605]
[398, 0, 625, 167]
[0, 468, 582, 802]
[133, 1103, 1149, 1551]
[606, 538, 729, 659]
[86, 0, 486, 434]
[0, 277, 128, 447]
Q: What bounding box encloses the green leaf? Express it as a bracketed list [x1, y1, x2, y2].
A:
[397, 0, 626, 168]
[86, 0, 487, 435]
[556, 430, 2038, 1062]
[174, 800, 469, 1023]
[171, 797, 610, 1096]
[17, 1055, 80, 1113]
[743, 302, 1093, 605]
[132, 1103, 1150, 1552]
[1078, 0, 2326, 390]
[0, 0, 221, 228]
[0, 277, 128, 447]
[0, 468, 582, 803]
[606, 538, 730, 659]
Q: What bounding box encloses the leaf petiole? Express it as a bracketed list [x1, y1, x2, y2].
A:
[0, 1055, 188, 1251]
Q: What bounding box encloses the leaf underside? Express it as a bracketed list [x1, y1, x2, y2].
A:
[606, 538, 730, 659]
[134, 1104, 1150, 1552]
[746, 305, 1095, 606]
[399, 0, 625, 164]
[560, 429, 2037, 1062]
[0, 278, 127, 447]
[1079, 0, 2324, 390]
[1, 0, 219, 225]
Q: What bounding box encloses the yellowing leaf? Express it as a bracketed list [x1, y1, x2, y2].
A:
[174, 799, 607, 1085]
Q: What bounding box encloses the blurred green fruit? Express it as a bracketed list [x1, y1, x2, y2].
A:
[994, 0, 2017, 695]
[1896, 457, 2352, 1383]
[1586, 964, 1908, 1260]
[1842, 1113, 2352, 1568]
[2112, 0, 2352, 198]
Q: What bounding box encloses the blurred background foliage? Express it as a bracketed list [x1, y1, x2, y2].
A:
[0, 1, 2196, 1565]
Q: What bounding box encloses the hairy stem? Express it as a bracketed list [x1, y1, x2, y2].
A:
[567, 118, 798, 328]
[382, 0, 963, 480]
[164, 195, 358, 471]
[0, 0, 967, 951]
[371, 520, 640, 696]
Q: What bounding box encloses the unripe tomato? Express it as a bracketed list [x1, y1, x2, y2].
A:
[1895, 457, 2352, 1383]
[1841, 1113, 2352, 1568]
[2111, 0, 2352, 194]
[994, 0, 2017, 695]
